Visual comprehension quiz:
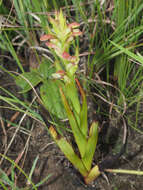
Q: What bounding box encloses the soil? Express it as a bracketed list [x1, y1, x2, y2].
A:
[0, 64, 143, 190]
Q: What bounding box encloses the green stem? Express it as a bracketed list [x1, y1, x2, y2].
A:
[106, 169, 143, 175]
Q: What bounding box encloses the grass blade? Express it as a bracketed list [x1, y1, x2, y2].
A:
[110, 40, 143, 65]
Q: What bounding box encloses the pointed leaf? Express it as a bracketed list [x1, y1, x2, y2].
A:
[60, 88, 86, 158]
[59, 9, 66, 30]
[49, 126, 88, 176]
[76, 79, 88, 137]
[65, 80, 81, 118]
[82, 122, 98, 171]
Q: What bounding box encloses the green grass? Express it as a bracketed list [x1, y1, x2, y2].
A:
[1, 0, 143, 188]
[0, 154, 52, 190]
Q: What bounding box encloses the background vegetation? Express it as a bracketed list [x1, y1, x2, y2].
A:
[0, 0, 143, 189]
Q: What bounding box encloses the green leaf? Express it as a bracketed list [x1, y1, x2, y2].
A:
[59, 9, 67, 31]
[82, 122, 98, 171]
[49, 126, 88, 176]
[60, 88, 86, 158]
[15, 71, 42, 93]
[76, 79, 88, 137]
[80, 99, 88, 137]
[38, 59, 55, 79]
[65, 80, 81, 117]
[40, 80, 66, 119]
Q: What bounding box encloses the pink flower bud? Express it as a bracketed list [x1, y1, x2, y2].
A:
[45, 42, 57, 48]
[62, 52, 77, 62]
[72, 29, 82, 36]
[62, 52, 71, 60]
[68, 22, 80, 29]
[40, 34, 55, 41]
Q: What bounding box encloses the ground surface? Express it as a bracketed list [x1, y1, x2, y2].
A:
[0, 65, 143, 190]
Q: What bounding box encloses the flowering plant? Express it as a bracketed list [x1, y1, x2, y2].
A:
[40, 10, 100, 184]
[16, 10, 101, 184]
